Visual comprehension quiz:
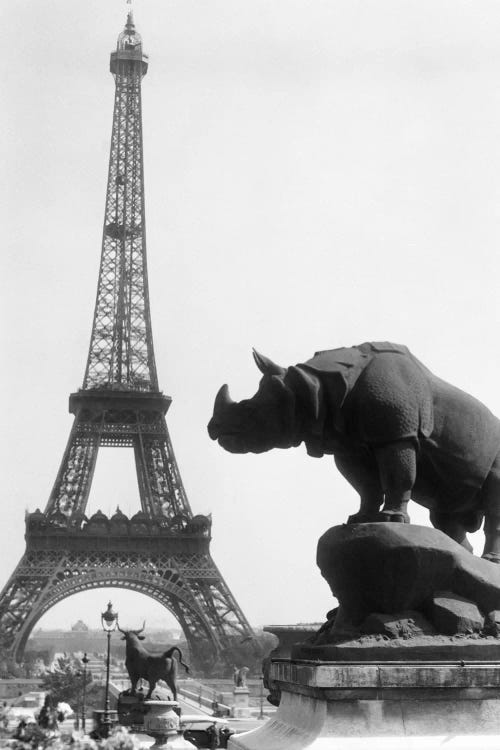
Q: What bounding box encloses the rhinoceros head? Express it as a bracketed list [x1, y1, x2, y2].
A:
[208, 351, 295, 454]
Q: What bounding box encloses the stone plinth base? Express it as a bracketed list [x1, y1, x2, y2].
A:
[143, 700, 193, 749]
[229, 658, 500, 749]
[231, 687, 251, 718]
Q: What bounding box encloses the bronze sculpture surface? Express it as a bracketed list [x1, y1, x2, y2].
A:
[118, 623, 190, 700]
[208, 342, 500, 560]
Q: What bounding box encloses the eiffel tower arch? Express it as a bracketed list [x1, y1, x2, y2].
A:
[3, 516, 250, 667]
[0, 11, 253, 668]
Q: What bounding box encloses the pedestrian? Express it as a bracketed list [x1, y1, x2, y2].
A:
[0, 702, 9, 731]
[206, 722, 219, 750]
[219, 726, 234, 748]
[38, 695, 59, 733]
[13, 719, 27, 740]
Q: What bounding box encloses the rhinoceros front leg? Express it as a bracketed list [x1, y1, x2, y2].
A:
[374, 439, 417, 523]
[334, 452, 384, 523]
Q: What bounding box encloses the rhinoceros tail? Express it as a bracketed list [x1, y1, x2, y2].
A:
[162, 646, 190, 673]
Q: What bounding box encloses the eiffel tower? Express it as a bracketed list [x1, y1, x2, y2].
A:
[0, 10, 253, 667]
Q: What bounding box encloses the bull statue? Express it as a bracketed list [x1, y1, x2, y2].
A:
[208, 341, 500, 562]
[118, 623, 190, 700]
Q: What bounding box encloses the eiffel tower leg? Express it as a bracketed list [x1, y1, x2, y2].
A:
[0, 550, 69, 656]
[45, 417, 100, 517]
[167, 600, 217, 668]
[135, 430, 193, 522]
[175, 555, 255, 660]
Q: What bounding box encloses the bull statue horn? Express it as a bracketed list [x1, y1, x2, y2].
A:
[252, 349, 285, 376]
[134, 621, 146, 635]
[214, 384, 234, 415]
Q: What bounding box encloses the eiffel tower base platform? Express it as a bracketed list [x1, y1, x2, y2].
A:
[229, 657, 500, 750]
[0, 511, 252, 670]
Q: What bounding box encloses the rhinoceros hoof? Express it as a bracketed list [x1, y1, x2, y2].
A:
[347, 511, 381, 524]
[378, 510, 410, 523]
[482, 552, 500, 564]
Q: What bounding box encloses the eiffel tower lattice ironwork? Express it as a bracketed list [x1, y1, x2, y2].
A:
[0, 11, 254, 665]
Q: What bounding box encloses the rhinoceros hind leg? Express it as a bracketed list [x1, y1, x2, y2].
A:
[429, 510, 473, 552]
[480, 451, 500, 561]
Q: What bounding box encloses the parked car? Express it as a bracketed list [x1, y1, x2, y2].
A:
[182, 716, 232, 748]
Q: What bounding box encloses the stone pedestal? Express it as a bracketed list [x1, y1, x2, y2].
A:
[143, 700, 193, 749]
[229, 658, 500, 749]
[231, 687, 251, 718]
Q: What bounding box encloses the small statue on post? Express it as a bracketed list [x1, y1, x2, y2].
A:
[234, 666, 249, 688]
[231, 667, 251, 718]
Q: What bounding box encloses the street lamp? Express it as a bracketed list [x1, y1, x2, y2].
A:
[101, 601, 118, 731]
[81, 652, 89, 733]
[258, 676, 265, 720]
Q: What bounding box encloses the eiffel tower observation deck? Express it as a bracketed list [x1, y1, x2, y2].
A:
[0, 10, 254, 668]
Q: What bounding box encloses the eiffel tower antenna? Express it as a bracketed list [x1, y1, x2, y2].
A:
[0, 11, 254, 667]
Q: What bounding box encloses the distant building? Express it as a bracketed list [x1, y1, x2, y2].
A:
[0, 679, 43, 700]
[71, 620, 89, 632]
[26, 627, 183, 663]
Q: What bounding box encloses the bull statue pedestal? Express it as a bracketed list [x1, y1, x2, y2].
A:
[144, 701, 193, 750]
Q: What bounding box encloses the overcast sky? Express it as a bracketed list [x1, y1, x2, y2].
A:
[2, 0, 500, 634]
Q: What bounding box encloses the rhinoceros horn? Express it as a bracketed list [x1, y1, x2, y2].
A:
[214, 384, 235, 417]
[252, 349, 286, 377]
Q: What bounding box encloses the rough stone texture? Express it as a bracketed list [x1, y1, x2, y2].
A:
[432, 592, 484, 635]
[310, 607, 361, 645]
[263, 624, 322, 707]
[316, 523, 500, 628]
[485, 609, 500, 635]
[360, 611, 435, 639]
[293, 635, 500, 662]
[263, 625, 321, 658]
[229, 660, 500, 749]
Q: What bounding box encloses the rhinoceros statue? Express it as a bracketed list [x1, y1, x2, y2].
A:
[208, 342, 500, 561]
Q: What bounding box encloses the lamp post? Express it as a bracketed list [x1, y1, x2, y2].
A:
[81, 652, 89, 733]
[101, 601, 118, 731]
[258, 676, 265, 720]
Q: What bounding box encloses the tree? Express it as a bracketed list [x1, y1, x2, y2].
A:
[222, 631, 278, 677]
[41, 656, 92, 708]
[0, 649, 23, 679]
[193, 631, 279, 678]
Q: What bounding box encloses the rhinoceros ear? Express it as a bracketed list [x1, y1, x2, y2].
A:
[252, 349, 286, 377]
